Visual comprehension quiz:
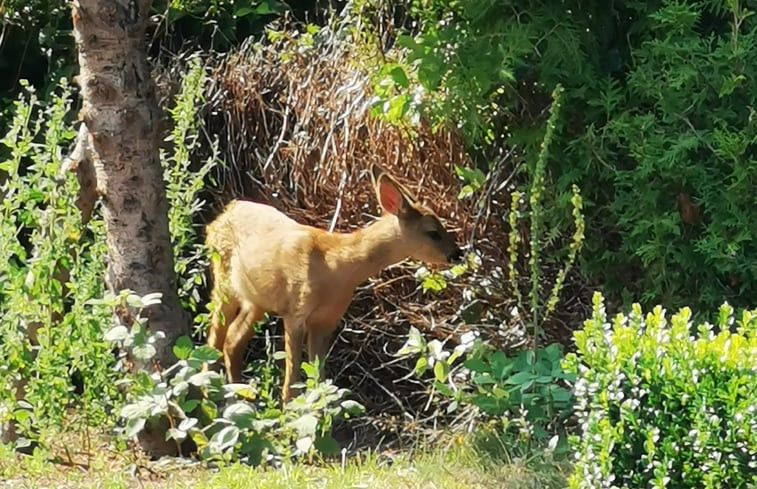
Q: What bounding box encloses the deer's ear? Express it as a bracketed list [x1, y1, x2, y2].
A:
[370, 164, 385, 184]
[375, 174, 414, 216]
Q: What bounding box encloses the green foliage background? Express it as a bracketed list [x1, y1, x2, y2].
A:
[365, 0, 757, 312]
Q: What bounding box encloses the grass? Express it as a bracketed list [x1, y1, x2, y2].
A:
[0, 428, 569, 489]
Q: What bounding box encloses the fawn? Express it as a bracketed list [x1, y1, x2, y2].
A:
[205, 164, 462, 401]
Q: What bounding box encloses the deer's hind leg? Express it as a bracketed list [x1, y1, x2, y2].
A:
[205, 287, 240, 373]
[282, 316, 307, 402]
[207, 293, 240, 354]
[307, 327, 335, 384]
[223, 302, 264, 383]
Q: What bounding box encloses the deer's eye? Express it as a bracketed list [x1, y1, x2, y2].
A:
[427, 230, 442, 241]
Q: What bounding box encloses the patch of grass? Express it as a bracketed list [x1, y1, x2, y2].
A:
[0, 429, 568, 489]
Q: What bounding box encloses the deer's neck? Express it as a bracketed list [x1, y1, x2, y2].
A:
[321, 215, 409, 287]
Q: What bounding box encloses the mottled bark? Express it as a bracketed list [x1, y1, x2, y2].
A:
[71, 0, 188, 367]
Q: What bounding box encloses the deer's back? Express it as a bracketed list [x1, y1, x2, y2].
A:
[208, 200, 325, 317]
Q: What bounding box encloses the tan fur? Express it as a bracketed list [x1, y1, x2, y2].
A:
[205, 165, 462, 401]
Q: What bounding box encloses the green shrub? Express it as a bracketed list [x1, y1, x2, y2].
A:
[107, 291, 363, 464]
[569, 1, 757, 311]
[361, 0, 757, 313]
[564, 293, 757, 488]
[396, 88, 581, 453]
[0, 58, 216, 448]
[0, 80, 119, 448]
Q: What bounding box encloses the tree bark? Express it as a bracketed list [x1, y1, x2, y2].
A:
[71, 1, 188, 368]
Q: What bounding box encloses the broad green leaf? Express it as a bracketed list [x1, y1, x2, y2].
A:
[289, 413, 318, 437]
[314, 433, 340, 455]
[104, 325, 129, 342]
[390, 66, 410, 88]
[210, 425, 239, 451]
[434, 360, 450, 382]
[124, 417, 145, 438]
[173, 335, 193, 360]
[505, 371, 536, 386]
[434, 381, 454, 397]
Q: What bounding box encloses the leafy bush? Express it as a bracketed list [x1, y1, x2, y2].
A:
[107, 291, 363, 464]
[0, 57, 215, 448]
[361, 0, 757, 313]
[0, 80, 120, 448]
[161, 56, 219, 332]
[396, 88, 581, 452]
[399, 328, 574, 453]
[564, 293, 757, 488]
[575, 1, 757, 311]
[0, 0, 290, 129]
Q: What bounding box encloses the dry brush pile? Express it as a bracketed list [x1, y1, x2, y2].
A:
[166, 18, 587, 442]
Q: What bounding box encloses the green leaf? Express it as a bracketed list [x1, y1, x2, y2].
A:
[104, 325, 129, 342]
[289, 413, 318, 437]
[132, 343, 156, 361]
[491, 386, 509, 399]
[241, 433, 268, 466]
[490, 351, 514, 380]
[472, 395, 503, 415]
[434, 360, 450, 382]
[120, 399, 154, 419]
[124, 417, 145, 438]
[200, 399, 218, 420]
[173, 335, 193, 360]
[234, 6, 256, 17]
[414, 356, 429, 376]
[210, 425, 239, 451]
[505, 371, 536, 386]
[255, 0, 285, 15]
[188, 346, 222, 362]
[397, 326, 426, 356]
[464, 356, 488, 373]
[301, 361, 317, 380]
[172, 381, 190, 397]
[180, 399, 200, 413]
[340, 400, 365, 415]
[314, 433, 340, 455]
[187, 346, 222, 369]
[390, 66, 410, 88]
[422, 273, 447, 293]
[472, 374, 496, 385]
[396, 34, 416, 49]
[188, 371, 217, 387]
[386, 94, 410, 123]
[434, 381, 454, 397]
[550, 387, 573, 403]
[223, 402, 256, 429]
[166, 428, 187, 442]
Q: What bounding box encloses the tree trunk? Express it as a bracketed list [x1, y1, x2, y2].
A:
[71, 1, 188, 370]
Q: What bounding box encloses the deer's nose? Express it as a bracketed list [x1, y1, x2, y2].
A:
[447, 247, 464, 263]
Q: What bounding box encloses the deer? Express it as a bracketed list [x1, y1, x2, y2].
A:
[205, 164, 463, 402]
